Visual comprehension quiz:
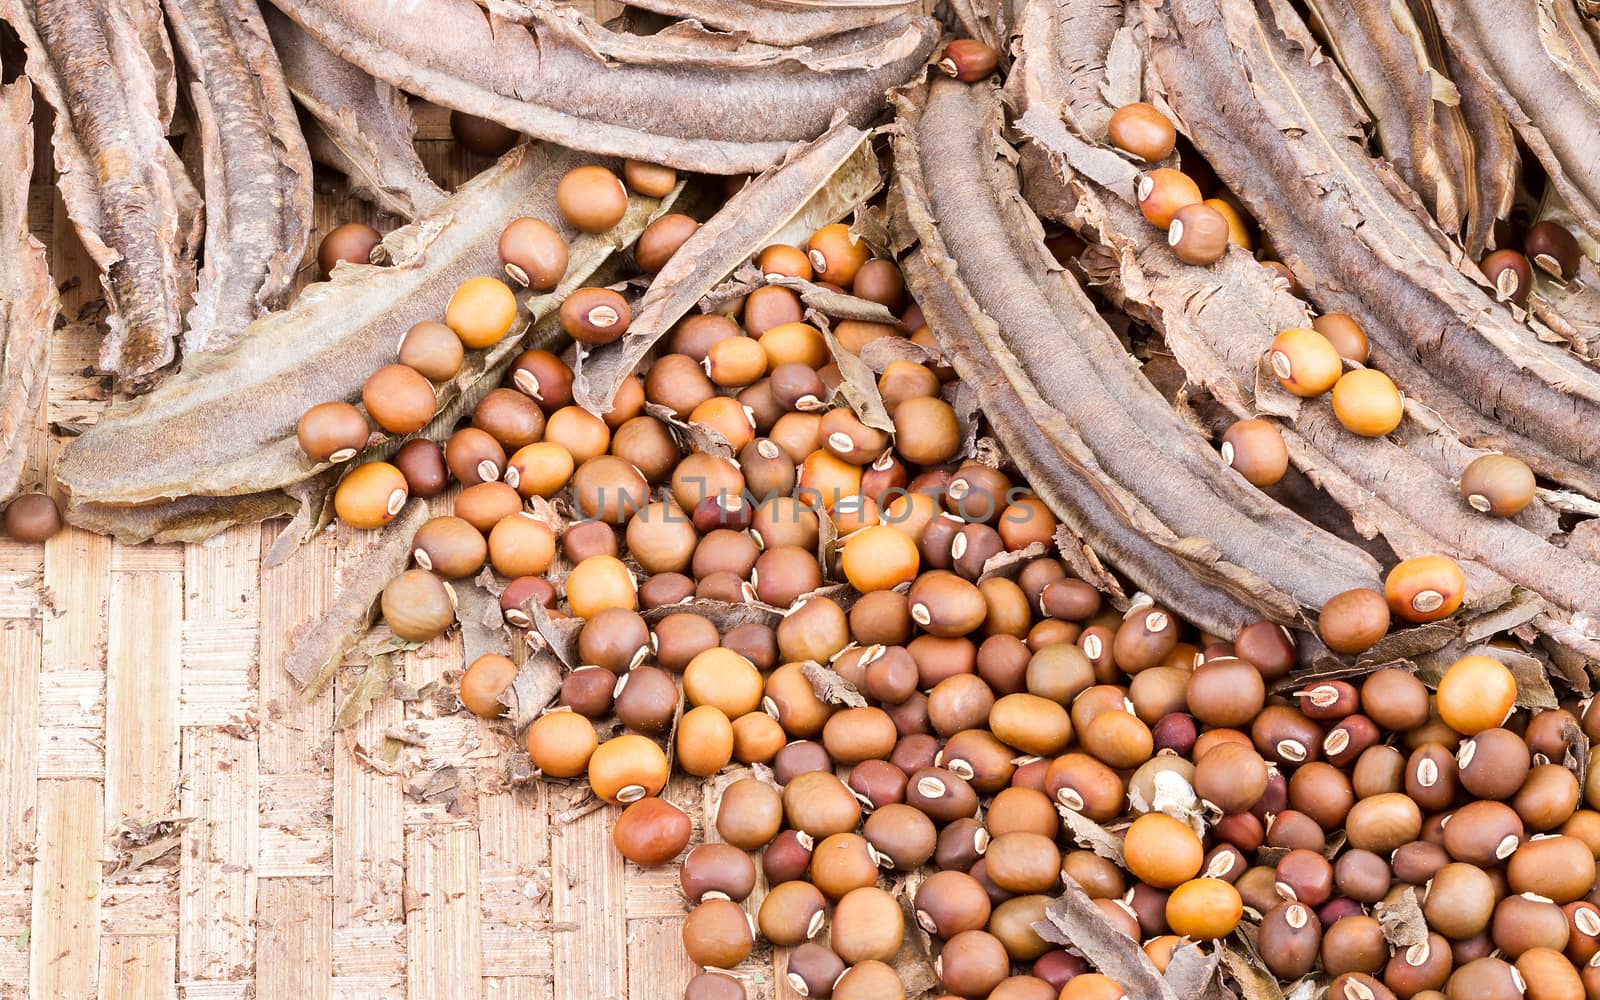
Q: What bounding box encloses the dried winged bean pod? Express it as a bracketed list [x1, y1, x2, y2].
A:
[267, 0, 936, 173]
[126, 0, 177, 126]
[263, 4, 445, 220]
[1144, 0, 1600, 489]
[893, 80, 1319, 635]
[1404, 0, 1517, 256]
[165, 0, 314, 355]
[618, 0, 920, 47]
[1302, 0, 1478, 243]
[59, 143, 671, 510]
[1434, 0, 1600, 244]
[4, 0, 203, 387]
[897, 80, 1379, 615]
[60, 483, 308, 547]
[576, 118, 878, 411]
[0, 78, 59, 504]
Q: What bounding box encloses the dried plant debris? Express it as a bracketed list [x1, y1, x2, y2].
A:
[576, 119, 878, 411]
[165, 0, 314, 355]
[4, 0, 203, 387]
[59, 144, 672, 523]
[267, 0, 935, 173]
[286, 500, 427, 695]
[618, 0, 921, 46]
[892, 79, 1380, 638]
[457, 571, 513, 669]
[0, 77, 59, 504]
[1144, 0, 1600, 480]
[334, 651, 396, 730]
[1434, 0, 1600, 244]
[1038, 878, 1177, 1000]
[264, 4, 445, 220]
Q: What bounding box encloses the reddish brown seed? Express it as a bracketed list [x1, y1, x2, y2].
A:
[296, 401, 370, 462]
[556, 165, 628, 233]
[1137, 169, 1201, 229]
[611, 797, 691, 865]
[1168, 202, 1230, 265]
[318, 222, 381, 276]
[1221, 418, 1288, 487]
[560, 287, 631, 346]
[498, 216, 568, 290]
[1481, 249, 1533, 305]
[362, 364, 436, 435]
[3, 492, 61, 542]
[1109, 103, 1178, 162]
[635, 213, 699, 273]
[450, 110, 518, 156]
[937, 39, 999, 82]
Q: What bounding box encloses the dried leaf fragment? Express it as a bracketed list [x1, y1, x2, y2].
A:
[165, 0, 314, 355]
[1038, 878, 1177, 1000]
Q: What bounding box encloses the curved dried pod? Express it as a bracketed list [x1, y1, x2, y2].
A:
[59, 143, 672, 514]
[268, 0, 937, 173]
[1403, 0, 1517, 257]
[891, 79, 1380, 635]
[166, 0, 314, 355]
[1143, 0, 1600, 488]
[4, 0, 203, 387]
[263, 4, 445, 220]
[576, 118, 878, 412]
[0, 77, 59, 504]
[619, 0, 921, 47]
[126, 0, 178, 126]
[1302, 0, 1497, 250]
[1433, 0, 1600, 244]
[1008, 0, 1600, 647]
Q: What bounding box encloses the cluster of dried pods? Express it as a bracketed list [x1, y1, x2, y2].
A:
[9, 0, 1600, 997]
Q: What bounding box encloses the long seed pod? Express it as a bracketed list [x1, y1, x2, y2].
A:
[1144, 0, 1600, 485]
[265, 0, 937, 173]
[165, 0, 315, 355]
[893, 79, 1386, 635]
[1434, 0, 1600, 244]
[0, 76, 60, 504]
[616, 0, 920, 46]
[575, 117, 878, 412]
[58, 143, 674, 511]
[1404, 0, 1517, 256]
[3, 0, 203, 388]
[1302, 0, 1474, 241]
[263, 3, 445, 220]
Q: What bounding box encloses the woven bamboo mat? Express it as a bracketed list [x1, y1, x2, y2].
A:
[0, 7, 795, 994]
